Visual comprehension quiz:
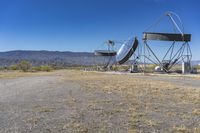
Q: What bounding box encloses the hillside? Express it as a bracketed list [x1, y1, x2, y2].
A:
[0, 50, 95, 67]
[0, 50, 199, 68]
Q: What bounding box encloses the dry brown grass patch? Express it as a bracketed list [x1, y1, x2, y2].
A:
[192, 109, 200, 116]
[62, 70, 200, 131]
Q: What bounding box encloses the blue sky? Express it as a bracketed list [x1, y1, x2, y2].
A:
[0, 0, 199, 59]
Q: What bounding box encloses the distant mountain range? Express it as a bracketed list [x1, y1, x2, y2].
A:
[0, 50, 95, 67]
[0, 50, 199, 67]
[191, 60, 200, 65]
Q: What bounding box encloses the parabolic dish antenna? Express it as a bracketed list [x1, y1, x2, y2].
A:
[94, 40, 117, 69]
[116, 37, 139, 64]
[94, 50, 117, 56]
[94, 37, 139, 69]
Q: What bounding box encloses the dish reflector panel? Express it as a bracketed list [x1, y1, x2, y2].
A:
[143, 32, 191, 42]
[116, 37, 138, 64]
[94, 50, 117, 56]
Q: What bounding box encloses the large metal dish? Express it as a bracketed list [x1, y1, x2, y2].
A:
[116, 37, 138, 64]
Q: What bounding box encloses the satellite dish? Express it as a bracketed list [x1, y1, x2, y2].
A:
[116, 37, 139, 64]
[94, 40, 117, 69]
[94, 50, 117, 56]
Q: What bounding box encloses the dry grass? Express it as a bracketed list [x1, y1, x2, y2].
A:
[26, 116, 39, 125]
[1, 69, 199, 132]
[62, 122, 88, 132]
[63, 70, 200, 132]
[194, 128, 200, 133]
[0, 70, 54, 79]
[192, 109, 200, 116]
[173, 125, 189, 133]
[34, 106, 55, 113]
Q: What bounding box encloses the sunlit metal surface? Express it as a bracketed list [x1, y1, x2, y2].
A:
[143, 32, 191, 42]
[116, 37, 138, 64]
[94, 50, 117, 56]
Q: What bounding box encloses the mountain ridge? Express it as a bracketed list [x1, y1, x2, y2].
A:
[0, 50, 199, 67]
[0, 50, 95, 67]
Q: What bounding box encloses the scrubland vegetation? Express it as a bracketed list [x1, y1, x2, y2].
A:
[1, 60, 53, 72]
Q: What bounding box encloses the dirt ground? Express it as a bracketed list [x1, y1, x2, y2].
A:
[0, 70, 199, 133]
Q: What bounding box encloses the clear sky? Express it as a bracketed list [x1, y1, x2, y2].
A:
[0, 0, 199, 59]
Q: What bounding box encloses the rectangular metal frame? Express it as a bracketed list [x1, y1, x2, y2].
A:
[143, 32, 191, 42]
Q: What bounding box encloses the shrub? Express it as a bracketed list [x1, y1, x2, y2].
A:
[0, 67, 5, 70]
[18, 61, 31, 72]
[40, 66, 53, 72]
[31, 66, 41, 72]
[9, 65, 19, 70]
[31, 65, 53, 72]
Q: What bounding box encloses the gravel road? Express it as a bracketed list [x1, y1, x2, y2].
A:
[0, 73, 128, 132]
[0, 74, 90, 133]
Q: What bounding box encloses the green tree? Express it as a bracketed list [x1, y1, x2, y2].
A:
[9, 64, 18, 70]
[18, 61, 31, 72]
